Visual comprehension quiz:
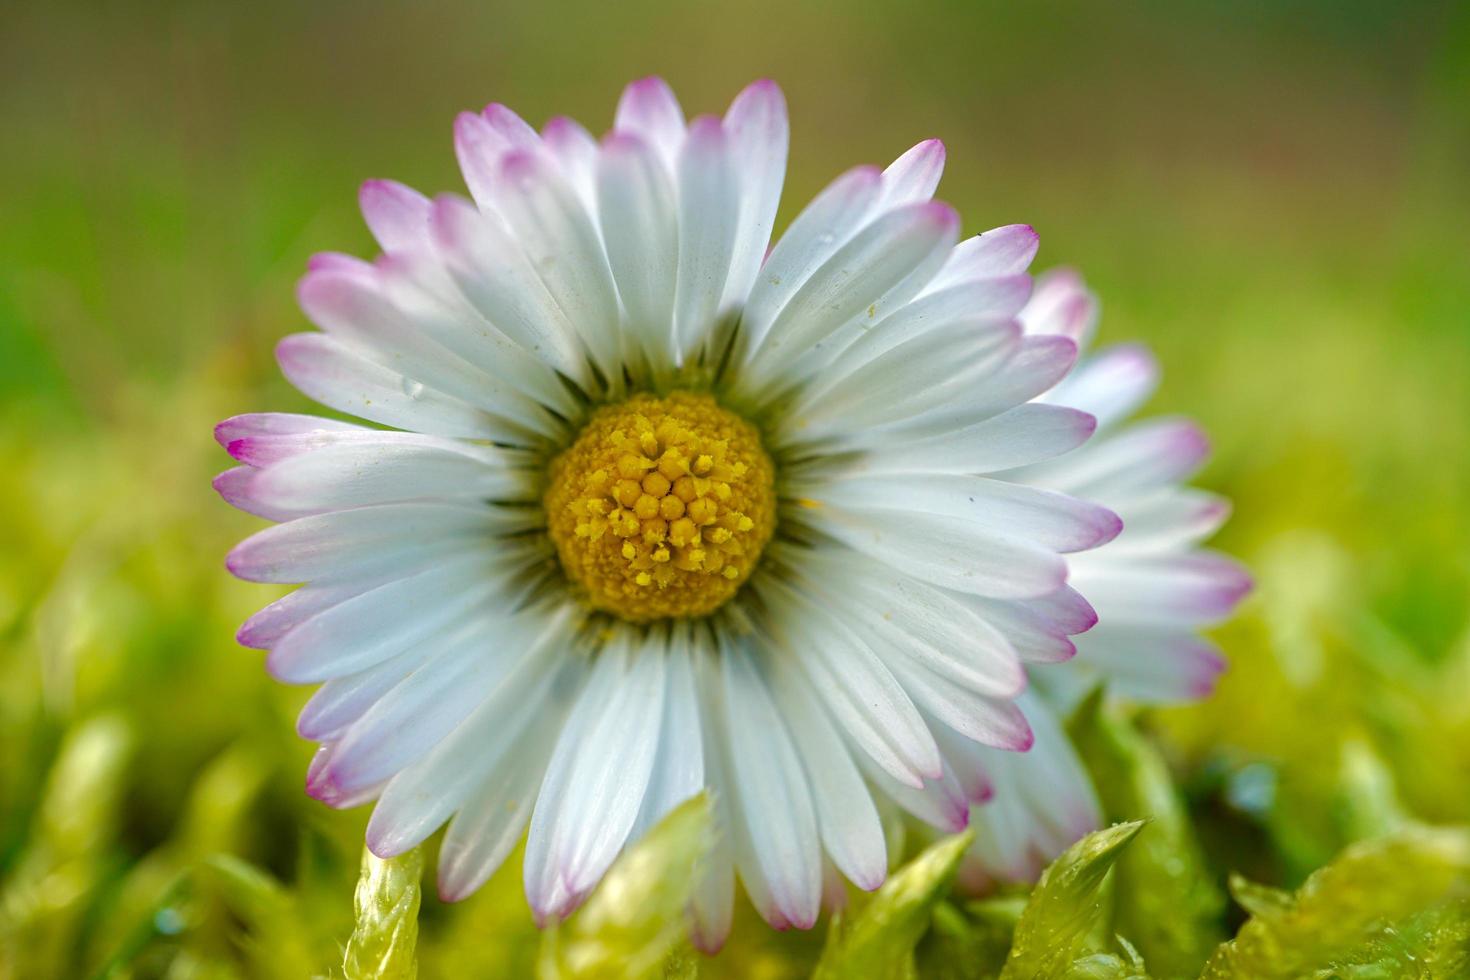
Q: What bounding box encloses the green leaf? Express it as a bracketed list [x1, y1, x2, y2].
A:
[1202, 825, 1470, 978]
[539, 793, 713, 980]
[342, 846, 423, 980]
[1224, 875, 1292, 921]
[999, 821, 1147, 980]
[1333, 736, 1409, 843]
[1068, 690, 1224, 977]
[1060, 941, 1150, 980]
[32, 713, 133, 863]
[814, 830, 974, 980]
[0, 714, 133, 979]
[203, 854, 320, 977]
[913, 895, 1024, 980]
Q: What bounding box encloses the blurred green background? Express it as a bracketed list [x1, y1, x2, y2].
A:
[2, 1, 1467, 977]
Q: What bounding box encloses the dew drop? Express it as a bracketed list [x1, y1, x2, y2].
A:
[401, 378, 425, 399]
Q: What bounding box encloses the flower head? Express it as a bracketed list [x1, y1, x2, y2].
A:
[217, 77, 1133, 945]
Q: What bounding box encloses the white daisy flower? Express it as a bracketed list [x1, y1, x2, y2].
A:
[960, 269, 1252, 888]
[215, 77, 1126, 946]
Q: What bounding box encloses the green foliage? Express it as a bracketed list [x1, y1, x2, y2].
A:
[814, 830, 974, 980]
[1201, 827, 1470, 979]
[0, 714, 132, 979]
[914, 896, 1025, 980]
[204, 855, 321, 977]
[1000, 822, 1147, 979]
[1069, 692, 1223, 977]
[539, 794, 713, 980]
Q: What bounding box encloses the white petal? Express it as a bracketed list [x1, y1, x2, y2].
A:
[925, 224, 1040, 293]
[453, 109, 530, 208]
[1068, 551, 1252, 627]
[858, 751, 969, 833]
[881, 654, 1033, 750]
[372, 249, 581, 418]
[1021, 418, 1209, 498]
[614, 77, 686, 171]
[597, 132, 678, 367]
[690, 641, 738, 953]
[489, 150, 622, 378]
[298, 268, 559, 437]
[929, 720, 995, 805]
[265, 555, 505, 683]
[550, 637, 668, 895]
[805, 474, 1120, 553]
[886, 334, 1079, 441]
[719, 80, 789, 315]
[213, 466, 306, 523]
[1072, 622, 1228, 703]
[672, 117, 741, 360]
[436, 715, 561, 901]
[1105, 487, 1232, 554]
[742, 201, 960, 390]
[1018, 268, 1098, 346]
[314, 608, 558, 795]
[772, 675, 887, 890]
[861, 404, 1097, 475]
[219, 421, 493, 469]
[821, 275, 1032, 378]
[737, 165, 884, 358]
[784, 319, 1020, 436]
[359, 179, 432, 253]
[215, 412, 363, 448]
[807, 507, 1068, 599]
[523, 649, 614, 923]
[792, 553, 1025, 698]
[296, 645, 437, 741]
[226, 502, 510, 585]
[1040, 342, 1158, 431]
[719, 639, 822, 929]
[275, 333, 515, 441]
[763, 580, 941, 787]
[541, 115, 600, 213]
[304, 743, 385, 810]
[237, 577, 390, 650]
[875, 139, 945, 211]
[366, 632, 577, 858]
[481, 103, 542, 152]
[429, 194, 592, 387]
[965, 691, 1100, 883]
[965, 586, 1098, 664]
[247, 441, 533, 512]
[630, 628, 705, 840]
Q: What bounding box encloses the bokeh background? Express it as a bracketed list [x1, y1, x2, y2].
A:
[2, 1, 1467, 976]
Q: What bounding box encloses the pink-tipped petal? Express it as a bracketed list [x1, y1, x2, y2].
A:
[359, 180, 432, 253]
[615, 76, 685, 166]
[879, 138, 946, 211]
[307, 251, 372, 275]
[720, 79, 789, 313]
[214, 412, 361, 451]
[481, 102, 539, 149]
[929, 225, 1040, 291]
[1071, 551, 1253, 627]
[1042, 341, 1160, 430]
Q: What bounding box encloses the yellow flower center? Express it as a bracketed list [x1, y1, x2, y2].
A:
[544, 391, 776, 623]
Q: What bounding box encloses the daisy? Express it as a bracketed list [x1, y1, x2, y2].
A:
[215, 77, 1125, 947]
[960, 270, 1252, 888]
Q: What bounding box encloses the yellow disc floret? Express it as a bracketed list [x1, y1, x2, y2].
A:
[545, 392, 776, 622]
